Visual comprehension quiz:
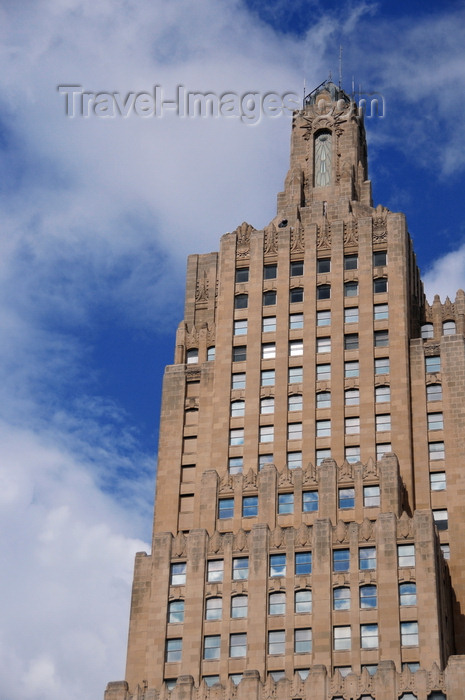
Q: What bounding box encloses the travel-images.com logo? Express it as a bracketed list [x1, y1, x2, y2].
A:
[57, 85, 385, 125]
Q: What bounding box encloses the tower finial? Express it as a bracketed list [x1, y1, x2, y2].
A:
[339, 45, 343, 88]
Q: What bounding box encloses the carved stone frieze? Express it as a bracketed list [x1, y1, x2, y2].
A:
[263, 223, 278, 256]
[234, 221, 255, 259]
[195, 271, 209, 304]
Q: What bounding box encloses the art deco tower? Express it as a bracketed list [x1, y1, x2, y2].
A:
[105, 82, 465, 700]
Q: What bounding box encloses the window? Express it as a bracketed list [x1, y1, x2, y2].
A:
[359, 547, 376, 570]
[230, 429, 244, 445]
[278, 493, 294, 514]
[269, 671, 285, 682]
[314, 132, 332, 187]
[288, 394, 303, 411]
[260, 426, 274, 443]
[207, 346, 216, 360]
[231, 595, 248, 618]
[375, 357, 389, 375]
[317, 258, 331, 273]
[373, 250, 387, 267]
[288, 422, 302, 440]
[375, 385, 390, 403]
[400, 621, 419, 646]
[207, 559, 224, 582]
[170, 563, 186, 586]
[428, 413, 444, 431]
[428, 694, 447, 700]
[269, 592, 286, 615]
[376, 414, 391, 432]
[333, 587, 350, 610]
[344, 307, 358, 324]
[262, 369, 275, 386]
[374, 303, 388, 320]
[232, 372, 246, 389]
[261, 397, 275, 414]
[297, 669, 310, 680]
[421, 324, 434, 339]
[303, 491, 319, 512]
[295, 552, 312, 575]
[441, 544, 450, 560]
[361, 624, 378, 649]
[232, 345, 246, 362]
[443, 320, 456, 335]
[234, 319, 248, 335]
[262, 343, 276, 359]
[289, 366, 303, 383]
[290, 340, 304, 357]
[242, 496, 258, 517]
[228, 457, 243, 474]
[427, 384, 442, 401]
[231, 400, 245, 417]
[374, 330, 389, 347]
[229, 633, 246, 658]
[270, 553, 286, 577]
[235, 294, 248, 309]
[333, 626, 351, 651]
[345, 446, 360, 463]
[233, 557, 249, 580]
[339, 488, 355, 509]
[317, 336, 331, 353]
[402, 663, 420, 673]
[229, 674, 243, 686]
[186, 348, 198, 364]
[259, 454, 274, 469]
[345, 388, 359, 405]
[398, 544, 415, 567]
[166, 638, 182, 662]
[316, 391, 331, 408]
[316, 419, 331, 437]
[373, 278, 387, 293]
[203, 676, 220, 687]
[317, 363, 331, 380]
[218, 498, 234, 519]
[295, 590, 312, 613]
[317, 284, 331, 300]
[288, 451, 302, 469]
[290, 313, 304, 329]
[262, 316, 276, 332]
[290, 287, 304, 303]
[316, 448, 331, 465]
[295, 628, 312, 653]
[433, 509, 448, 531]
[344, 333, 359, 350]
[236, 268, 249, 283]
[263, 290, 277, 306]
[333, 549, 350, 572]
[344, 281, 358, 297]
[317, 310, 331, 326]
[360, 585, 377, 609]
[345, 417, 360, 434]
[344, 254, 358, 270]
[204, 635, 221, 660]
[425, 356, 441, 373]
[291, 260, 304, 276]
[205, 597, 222, 620]
[164, 680, 177, 691]
[345, 360, 359, 377]
[363, 485, 380, 507]
[399, 582, 417, 606]
[264, 264, 277, 279]
[429, 442, 445, 460]
[168, 600, 184, 623]
[430, 471, 446, 491]
[268, 630, 285, 655]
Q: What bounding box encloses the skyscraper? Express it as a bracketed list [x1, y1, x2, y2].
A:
[105, 81, 465, 700]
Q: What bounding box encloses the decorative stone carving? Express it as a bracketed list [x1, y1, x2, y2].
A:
[271, 526, 285, 549]
[263, 223, 278, 256]
[185, 326, 199, 348]
[363, 458, 378, 479]
[243, 469, 258, 492]
[186, 368, 201, 382]
[334, 519, 349, 543]
[442, 296, 455, 319]
[208, 530, 223, 554]
[317, 222, 331, 249]
[338, 460, 354, 483]
[234, 528, 248, 552]
[172, 532, 186, 557]
[360, 517, 374, 542]
[195, 271, 209, 304]
[397, 511, 414, 539]
[234, 221, 255, 259]
[278, 465, 294, 488]
[343, 218, 358, 246]
[302, 462, 318, 485]
[290, 221, 305, 252]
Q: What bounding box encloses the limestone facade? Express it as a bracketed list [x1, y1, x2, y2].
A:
[105, 81, 465, 699]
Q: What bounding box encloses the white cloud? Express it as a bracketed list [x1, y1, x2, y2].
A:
[423, 243, 465, 303]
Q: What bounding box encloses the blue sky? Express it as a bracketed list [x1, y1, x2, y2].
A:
[1, 1, 465, 698]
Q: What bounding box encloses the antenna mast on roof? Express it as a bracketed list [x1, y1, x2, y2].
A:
[339, 45, 343, 88]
